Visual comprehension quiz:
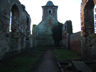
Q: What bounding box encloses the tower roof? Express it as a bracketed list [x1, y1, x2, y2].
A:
[46, 1, 54, 6]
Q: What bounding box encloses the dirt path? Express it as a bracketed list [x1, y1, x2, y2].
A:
[34, 50, 58, 72]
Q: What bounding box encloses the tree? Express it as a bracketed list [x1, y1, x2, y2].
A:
[52, 22, 63, 47]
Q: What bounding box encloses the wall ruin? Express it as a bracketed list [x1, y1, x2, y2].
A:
[0, 0, 31, 59]
[81, 0, 96, 59]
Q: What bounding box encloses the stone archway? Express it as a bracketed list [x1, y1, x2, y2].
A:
[81, 0, 94, 37]
[81, 0, 96, 59]
[9, 4, 20, 52]
[9, 4, 19, 33]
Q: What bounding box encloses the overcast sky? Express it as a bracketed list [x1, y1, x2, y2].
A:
[19, 0, 82, 33]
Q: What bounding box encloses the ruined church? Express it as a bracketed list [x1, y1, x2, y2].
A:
[33, 1, 59, 47]
[0, 0, 31, 59]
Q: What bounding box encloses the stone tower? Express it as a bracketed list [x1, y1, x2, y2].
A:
[33, 1, 59, 47]
[42, 1, 58, 21]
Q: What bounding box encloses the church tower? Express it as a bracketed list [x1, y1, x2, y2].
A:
[33, 1, 59, 47]
[42, 1, 58, 21]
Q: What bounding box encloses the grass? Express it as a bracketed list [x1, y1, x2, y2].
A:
[0, 57, 38, 72]
[55, 49, 81, 61]
[0, 48, 46, 72]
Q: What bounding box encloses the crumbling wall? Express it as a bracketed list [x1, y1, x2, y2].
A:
[62, 20, 73, 48]
[85, 34, 96, 59]
[0, 0, 31, 59]
[81, 0, 96, 59]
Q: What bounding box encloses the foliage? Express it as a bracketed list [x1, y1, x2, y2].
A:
[52, 22, 63, 46]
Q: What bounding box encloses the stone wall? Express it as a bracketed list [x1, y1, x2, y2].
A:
[85, 34, 96, 59]
[70, 32, 81, 54]
[62, 20, 73, 48]
[32, 17, 58, 47]
[81, 0, 96, 59]
[0, 0, 31, 60]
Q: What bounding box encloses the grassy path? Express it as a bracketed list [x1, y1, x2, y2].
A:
[34, 50, 58, 72]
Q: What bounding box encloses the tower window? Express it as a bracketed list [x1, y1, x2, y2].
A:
[49, 9, 52, 14]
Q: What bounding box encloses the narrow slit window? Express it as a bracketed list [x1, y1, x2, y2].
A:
[94, 5, 96, 33]
[9, 11, 12, 32]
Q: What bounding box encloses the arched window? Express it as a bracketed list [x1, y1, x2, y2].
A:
[9, 5, 19, 32]
[82, 1, 94, 36]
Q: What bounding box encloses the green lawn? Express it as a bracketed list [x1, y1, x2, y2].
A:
[0, 48, 46, 72]
[55, 49, 81, 61]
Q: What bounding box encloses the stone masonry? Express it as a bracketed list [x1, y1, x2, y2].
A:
[70, 32, 81, 54]
[0, 0, 31, 60]
[62, 20, 73, 48]
[32, 1, 59, 47]
[81, 0, 96, 59]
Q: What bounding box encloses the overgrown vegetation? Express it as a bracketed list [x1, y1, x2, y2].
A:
[55, 49, 81, 61]
[0, 48, 46, 72]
